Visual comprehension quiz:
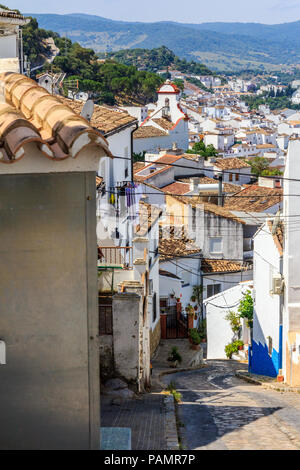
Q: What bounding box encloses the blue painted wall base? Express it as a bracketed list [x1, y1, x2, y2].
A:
[250, 340, 280, 378]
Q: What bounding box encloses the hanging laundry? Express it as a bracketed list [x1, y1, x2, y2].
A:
[110, 193, 116, 205]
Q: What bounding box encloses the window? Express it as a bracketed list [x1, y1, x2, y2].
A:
[229, 173, 233, 182]
[149, 279, 153, 295]
[207, 284, 221, 298]
[235, 173, 240, 181]
[209, 237, 222, 254]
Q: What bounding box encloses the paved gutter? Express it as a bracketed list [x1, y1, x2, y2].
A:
[236, 371, 300, 393]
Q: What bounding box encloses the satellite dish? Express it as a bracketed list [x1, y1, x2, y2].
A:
[81, 99, 94, 122]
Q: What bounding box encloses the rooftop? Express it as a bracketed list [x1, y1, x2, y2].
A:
[58, 97, 137, 136]
[135, 201, 162, 236]
[152, 117, 174, 131]
[201, 259, 247, 274]
[224, 185, 283, 212]
[133, 125, 167, 139]
[0, 73, 111, 164]
[159, 226, 200, 261]
[267, 220, 284, 256]
[173, 195, 245, 224]
[213, 158, 251, 170]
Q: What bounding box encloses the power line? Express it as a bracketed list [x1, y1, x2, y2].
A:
[108, 153, 299, 183]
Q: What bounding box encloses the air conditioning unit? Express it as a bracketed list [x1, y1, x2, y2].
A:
[271, 273, 284, 295]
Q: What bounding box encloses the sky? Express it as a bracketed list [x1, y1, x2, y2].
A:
[6, 0, 300, 24]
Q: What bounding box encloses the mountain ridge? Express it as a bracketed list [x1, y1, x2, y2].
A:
[24, 13, 300, 71]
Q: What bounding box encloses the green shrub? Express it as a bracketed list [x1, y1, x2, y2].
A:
[225, 340, 244, 358]
[169, 346, 182, 364]
[189, 328, 201, 345]
[166, 381, 182, 403]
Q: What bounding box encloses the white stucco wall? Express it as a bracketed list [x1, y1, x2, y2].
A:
[253, 223, 281, 357]
[204, 282, 253, 359]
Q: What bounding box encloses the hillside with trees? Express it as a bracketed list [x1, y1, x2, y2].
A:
[102, 46, 213, 75]
[244, 86, 300, 111]
[26, 13, 300, 71]
[20, 15, 163, 105]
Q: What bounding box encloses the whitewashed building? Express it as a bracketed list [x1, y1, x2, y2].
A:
[133, 80, 189, 154]
[250, 219, 283, 377]
[204, 281, 253, 359]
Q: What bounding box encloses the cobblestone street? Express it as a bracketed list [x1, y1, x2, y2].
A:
[162, 360, 300, 450]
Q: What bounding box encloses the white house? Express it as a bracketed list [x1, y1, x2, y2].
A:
[204, 281, 253, 359]
[121, 105, 148, 125]
[0, 8, 29, 74]
[283, 139, 300, 386]
[250, 219, 283, 377]
[291, 88, 300, 105]
[133, 80, 189, 154]
[209, 158, 252, 185]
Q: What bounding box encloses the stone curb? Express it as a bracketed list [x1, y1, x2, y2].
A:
[164, 394, 180, 450]
[153, 364, 207, 391]
[235, 372, 300, 393]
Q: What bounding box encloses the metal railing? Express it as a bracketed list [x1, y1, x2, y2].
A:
[98, 246, 133, 269]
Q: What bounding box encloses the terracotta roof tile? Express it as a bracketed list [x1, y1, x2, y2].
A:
[224, 185, 283, 212]
[133, 161, 146, 174]
[0, 73, 111, 163]
[58, 97, 137, 136]
[267, 220, 284, 256]
[201, 259, 247, 274]
[173, 195, 245, 224]
[152, 117, 174, 130]
[133, 125, 167, 139]
[135, 201, 162, 236]
[161, 182, 191, 195]
[159, 225, 200, 261]
[213, 158, 250, 170]
[0, 9, 27, 20]
[179, 176, 242, 194]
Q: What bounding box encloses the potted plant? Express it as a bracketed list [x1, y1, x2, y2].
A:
[189, 328, 201, 350]
[168, 346, 182, 368]
[185, 304, 195, 317]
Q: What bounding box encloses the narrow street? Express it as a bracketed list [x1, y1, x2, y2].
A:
[162, 361, 300, 450]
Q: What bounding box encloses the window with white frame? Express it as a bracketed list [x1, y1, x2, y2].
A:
[209, 237, 222, 254]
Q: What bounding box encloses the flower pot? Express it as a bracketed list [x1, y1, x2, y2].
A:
[191, 344, 200, 350]
[238, 346, 243, 351]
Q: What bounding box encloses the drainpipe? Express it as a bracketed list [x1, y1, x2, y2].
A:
[217, 171, 223, 206]
[131, 122, 139, 183]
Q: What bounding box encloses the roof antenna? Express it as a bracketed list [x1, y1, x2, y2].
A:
[80, 100, 94, 122]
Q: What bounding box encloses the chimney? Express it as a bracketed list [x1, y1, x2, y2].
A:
[258, 176, 275, 188]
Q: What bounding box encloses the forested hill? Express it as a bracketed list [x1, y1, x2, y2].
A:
[25, 13, 300, 71]
[102, 46, 213, 75]
[21, 15, 163, 106]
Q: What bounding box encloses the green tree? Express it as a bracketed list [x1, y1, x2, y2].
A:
[238, 290, 253, 329]
[247, 157, 271, 177]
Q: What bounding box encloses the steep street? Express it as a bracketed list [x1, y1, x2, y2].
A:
[162, 361, 300, 450]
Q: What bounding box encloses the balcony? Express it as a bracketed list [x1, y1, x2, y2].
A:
[98, 246, 133, 270]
